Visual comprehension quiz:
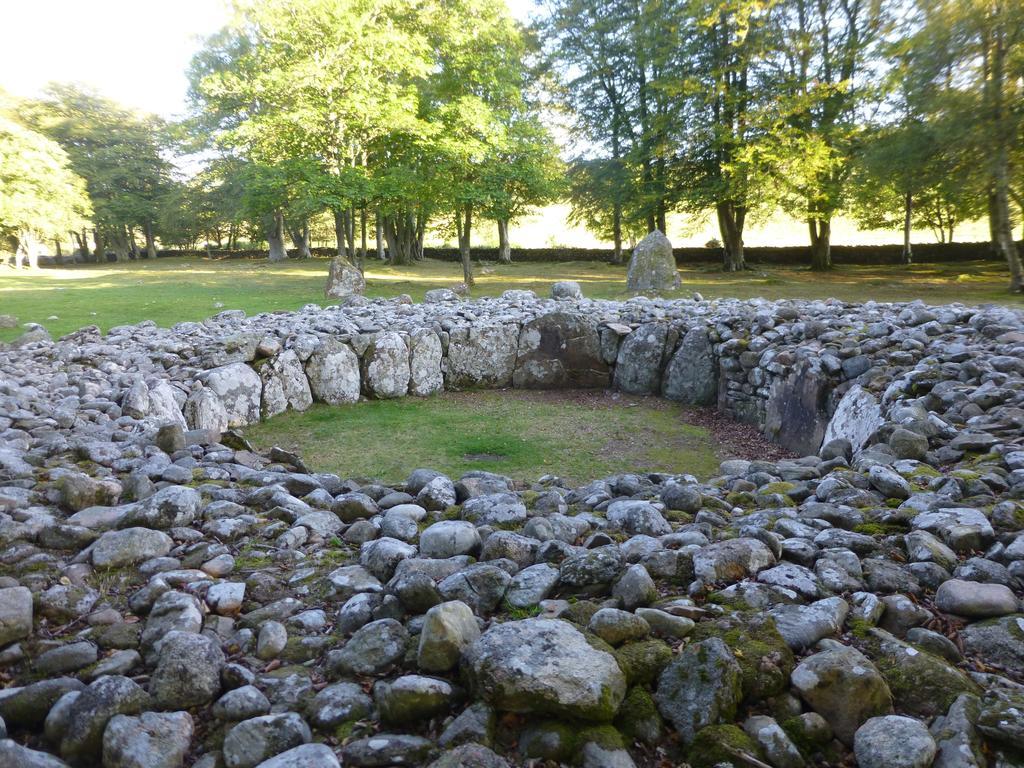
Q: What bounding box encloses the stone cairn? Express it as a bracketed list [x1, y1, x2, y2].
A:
[0, 286, 1022, 767]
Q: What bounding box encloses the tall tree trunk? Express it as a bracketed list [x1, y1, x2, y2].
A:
[72, 229, 89, 261]
[127, 227, 140, 260]
[333, 209, 348, 259]
[992, 166, 1023, 292]
[359, 207, 367, 273]
[497, 219, 511, 264]
[289, 224, 313, 259]
[94, 229, 105, 263]
[383, 212, 418, 265]
[266, 211, 288, 262]
[716, 201, 746, 272]
[110, 227, 130, 262]
[455, 204, 475, 286]
[612, 202, 623, 265]
[143, 222, 158, 259]
[808, 218, 832, 270]
[54, 238, 63, 265]
[902, 192, 913, 265]
[375, 208, 385, 261]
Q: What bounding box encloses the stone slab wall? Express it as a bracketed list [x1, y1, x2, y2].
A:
[4, 291, 1022, 459]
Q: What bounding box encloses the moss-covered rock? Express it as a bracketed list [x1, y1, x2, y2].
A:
[518, 719, 577, 761]
[613, 639, 673, 687]
[615, 686, 663, 746]
[861, 628, 981, 717]
[688, 724, 763, 768]
[691, 612, 794, 702]
[564, 599, 601, 627]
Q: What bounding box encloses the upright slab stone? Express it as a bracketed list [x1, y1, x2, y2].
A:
[613, 323, 668, 395]
[764, 358, 831, 455]
[512, 312, 610, 389]
[626, 230, 680, 292]
[446, 324, 519, 389]
[362, 332, 410, 399]
[260, 349, 313, 419]
[409, 329, 444, 396]
[822, 384, 883, 456]
[305, 339, 361, 405]
[201, 362, 262, 427]
[662, 326, 717, 404]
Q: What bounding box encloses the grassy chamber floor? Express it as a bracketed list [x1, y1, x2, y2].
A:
[1, 255, 1022, 343]
[241, 390, 725, 485]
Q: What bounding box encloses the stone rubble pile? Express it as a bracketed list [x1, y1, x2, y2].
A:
[0, 289, 1021, 767]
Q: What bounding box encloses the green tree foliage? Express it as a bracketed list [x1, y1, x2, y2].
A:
[189, 0, 556, 285]
[29, 84, 175, 261]
[902, 0, 1023, 292]
[0, 109, 91, 267]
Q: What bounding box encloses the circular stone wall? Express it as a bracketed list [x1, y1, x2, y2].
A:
[0, 292, 1022, 768]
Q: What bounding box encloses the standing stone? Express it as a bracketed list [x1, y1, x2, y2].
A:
[626, 230, 680, 292]
[146, 381, 188, 430]
[409, 329, 444, 396]
[662, 327, 717, 404]
[765, 358, 831, 456]
[305, 339, 360, 405]
[362, 332, 410, 398]
[324, 257, 365, 299]
[201, 363, 262, 427]
[822, 384, 883, 456]
[613, 323, 669, 395]
[512, 312, 610, 389]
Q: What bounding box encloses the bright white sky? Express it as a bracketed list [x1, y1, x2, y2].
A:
[0, 0, 538, 119]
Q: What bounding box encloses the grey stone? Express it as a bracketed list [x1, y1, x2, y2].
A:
[662, 327, 717, 405]
[655, 637, 742, 746]
[854, 715, 937, 768]
[791, 645, 893, 745]
[149, 631, 224, 709]
[626, 230, 680, 292]
[0, 586, 33, 647]
[418, 600, 481, 672]
[463, 618, 626, 721]
[222, 713, 311, 768]
[102, 711, 194, 768]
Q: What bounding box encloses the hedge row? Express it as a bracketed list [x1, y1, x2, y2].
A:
[56, 239, 1013, 266]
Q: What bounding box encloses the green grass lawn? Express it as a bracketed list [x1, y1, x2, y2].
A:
[241, 390, 724, 485]
[1, 255, 1021, 343]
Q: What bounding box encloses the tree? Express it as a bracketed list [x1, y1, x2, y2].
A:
[760, 0, 890, 270]
[540, 0, 646, 263]
[673, 0, 777, 271]
[29, 84, 174, 262]
[907, 0, 1023, 292]
[0, 115, 91, 267]
[482, 116, 564, 263]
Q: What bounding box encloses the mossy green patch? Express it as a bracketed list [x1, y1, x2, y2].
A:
[688, 724, 763, 768]
[691, 612, 795, 702]
[613, 639, 673, 687]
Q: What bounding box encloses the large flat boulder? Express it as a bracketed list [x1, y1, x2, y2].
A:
[462, 618, 626, 721]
